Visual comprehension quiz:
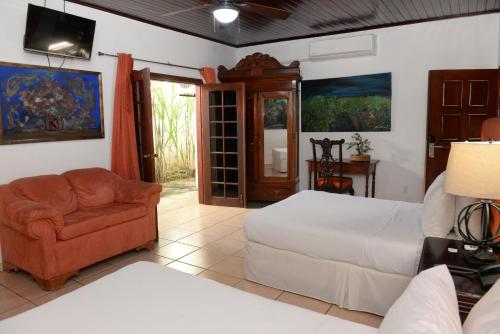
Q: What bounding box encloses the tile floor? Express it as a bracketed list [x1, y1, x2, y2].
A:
[0, 190, 383, 328]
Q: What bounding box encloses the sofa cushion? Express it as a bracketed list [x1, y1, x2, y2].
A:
[9, 175, 78, 216]
[63, 168, 118, 209]
[57, 203, 147, 240]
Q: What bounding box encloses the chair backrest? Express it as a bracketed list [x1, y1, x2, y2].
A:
[310, 138, 346, 192]
[481, 118, 500, 141]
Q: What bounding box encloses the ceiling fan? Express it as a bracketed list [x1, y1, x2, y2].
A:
[161, 0, 291, 24]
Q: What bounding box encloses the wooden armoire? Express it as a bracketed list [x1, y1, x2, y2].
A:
[217, 53, 301, 202]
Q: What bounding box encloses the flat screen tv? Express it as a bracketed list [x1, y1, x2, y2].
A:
[24, 4, 96, 60]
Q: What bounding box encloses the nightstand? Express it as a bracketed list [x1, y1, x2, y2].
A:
[417, 237, 496, 323]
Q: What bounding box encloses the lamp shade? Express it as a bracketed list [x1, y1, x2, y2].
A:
[444, 141, 500, 199]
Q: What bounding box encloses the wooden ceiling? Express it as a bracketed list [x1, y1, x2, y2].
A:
[68, 0, 500, 47]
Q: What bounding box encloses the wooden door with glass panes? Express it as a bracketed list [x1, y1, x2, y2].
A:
[201, 83, 246, 207]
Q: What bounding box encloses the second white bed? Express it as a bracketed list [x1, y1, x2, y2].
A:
[244, 190, 425, 315]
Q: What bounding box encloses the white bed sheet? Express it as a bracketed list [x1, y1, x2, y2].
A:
[0, 262, 376, 334]
[245, 190, 425, 277]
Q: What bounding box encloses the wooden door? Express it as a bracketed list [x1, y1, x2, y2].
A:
[201, 83, 246, 207]
[425, 69, 499, 190]
[131, 68, 156, 182]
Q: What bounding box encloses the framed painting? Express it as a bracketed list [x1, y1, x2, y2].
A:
[0, 61, 104, 144]
[301, 72, 391, 132]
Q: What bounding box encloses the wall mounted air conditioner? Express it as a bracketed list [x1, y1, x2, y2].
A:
[309, 34, 377, 60]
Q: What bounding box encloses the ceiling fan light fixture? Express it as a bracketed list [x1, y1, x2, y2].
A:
[213, 5, 239, 24]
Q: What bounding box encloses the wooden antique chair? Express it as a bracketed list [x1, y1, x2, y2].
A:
[310, 138, 354, 195]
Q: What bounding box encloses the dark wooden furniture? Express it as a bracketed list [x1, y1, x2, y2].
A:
[418, 237, 499, 322]
[200, 83, 246, 207]
[306, 159, 379, 197]
[425, 69, 499, 190]
[310, 138, 354, 195]
[218, 53, 301, 202]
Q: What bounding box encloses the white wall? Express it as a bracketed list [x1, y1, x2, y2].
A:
[237, 14, 500, 202]
[0, 0, 235, 183]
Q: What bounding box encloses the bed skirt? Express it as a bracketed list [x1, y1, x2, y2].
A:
[244, 241, 412, 316]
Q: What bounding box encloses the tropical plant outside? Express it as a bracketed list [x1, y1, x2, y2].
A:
[151, 81, 196, 183]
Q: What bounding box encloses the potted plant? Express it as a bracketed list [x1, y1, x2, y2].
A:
[347, 133, 372, 162]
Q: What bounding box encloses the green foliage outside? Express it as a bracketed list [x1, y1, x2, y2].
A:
[301, 95, 391, 132]
[152, 81, 196, 183]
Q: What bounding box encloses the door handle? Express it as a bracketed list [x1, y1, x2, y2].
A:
[143, 153, 158, 158]
[428, 143, 449, 158]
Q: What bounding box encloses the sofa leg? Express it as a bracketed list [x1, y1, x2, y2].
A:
[32, 271, 79, 291]
[2, 261, 19, 272]
[136, 240, 155, 252]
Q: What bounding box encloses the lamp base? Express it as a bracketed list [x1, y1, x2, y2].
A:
[464, 248, 499, 267]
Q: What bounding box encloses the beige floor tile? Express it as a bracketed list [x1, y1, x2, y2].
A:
[157, 238, 171, 247]
[155, 242, 198, 260]
[178, 248, 229, 269]
[0, 288, 29, 313]
[233, 249, 245, 258]
[225, 229, 246, 241]
[32, 282, 83, 305]
[76, 262, 117, 282]
[76, 267, 119, 285]
[277, 292, 331, 313]
[178, 232, 221, 247]
[106, 250, 146, 266]
[204, 238, 245, 255]
[235, 280, 283, 300]
[197, 270, 241, 286]
[202, 224, 241, 238]
[167, 262, 204, 275]
[114, 253, 173, 268]
[0, 302, 36, 321]
[158, 227, 194, 241]
[219, 213, 248, 228]
[209, 256, 244, 278]
[327, 305, 383, 328]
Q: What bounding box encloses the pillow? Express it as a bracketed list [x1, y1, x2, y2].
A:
[463, 277, 500, 334]
[378, 265, 462, 334]
[422, 172, 456, 237]
[453, 196, 482, 240]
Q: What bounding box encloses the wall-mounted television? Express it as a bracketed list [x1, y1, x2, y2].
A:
[24, 4, 96, 60]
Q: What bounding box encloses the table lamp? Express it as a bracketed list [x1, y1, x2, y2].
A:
[444, 141, 500, 264]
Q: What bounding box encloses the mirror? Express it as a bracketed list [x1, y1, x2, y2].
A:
[263, 97, 288, 178]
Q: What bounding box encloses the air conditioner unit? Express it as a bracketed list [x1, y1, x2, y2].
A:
[309, 34, 377, 60]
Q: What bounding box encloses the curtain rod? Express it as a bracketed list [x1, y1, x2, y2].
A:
[97, 52, 202, 71]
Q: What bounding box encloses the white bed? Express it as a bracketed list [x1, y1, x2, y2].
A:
[244, 190, 426, 316]
[272, 147, 288, 173]
[0, 261, 376, 334]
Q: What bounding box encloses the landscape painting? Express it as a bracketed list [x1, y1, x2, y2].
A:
[301, 72, 391, 132]
[0, 62, 104, 144]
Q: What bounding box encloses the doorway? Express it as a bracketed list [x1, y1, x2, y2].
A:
[150, 74, 201, 198]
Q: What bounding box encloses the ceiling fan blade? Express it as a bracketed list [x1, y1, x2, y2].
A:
[237, 2, 290, 20]
[161, 4, 212, 17]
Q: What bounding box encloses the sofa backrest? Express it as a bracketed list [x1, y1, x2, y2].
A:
[63, 168, 119, 209]
[9, 175, 78, 216]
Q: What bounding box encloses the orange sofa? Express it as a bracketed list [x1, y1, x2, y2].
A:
[0, 168, 162, 290]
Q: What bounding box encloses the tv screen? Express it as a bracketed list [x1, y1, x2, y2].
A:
[24, 4, 96, 60]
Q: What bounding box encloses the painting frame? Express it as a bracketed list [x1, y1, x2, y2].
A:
[0, 61, 104, 145]
[301, 72, 392, 132]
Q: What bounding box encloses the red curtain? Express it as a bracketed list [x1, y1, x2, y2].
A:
[200, 67, 216, 84]
[111, 53, 140, 180]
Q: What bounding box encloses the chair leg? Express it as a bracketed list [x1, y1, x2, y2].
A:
[2, 261, 19, 272]
[136, 240, 155, 252]
[32, 271, 79, 291]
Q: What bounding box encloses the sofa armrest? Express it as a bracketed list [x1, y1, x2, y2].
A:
[115, 181, 162, 208]
[5, 200, 64, 239]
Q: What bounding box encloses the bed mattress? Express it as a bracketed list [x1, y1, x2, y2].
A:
[0, 262, 376, 334]
[245, 190, 424, 277]
[272, 147, 288, 173]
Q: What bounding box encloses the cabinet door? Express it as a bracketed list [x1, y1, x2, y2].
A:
[201, 83, 246, 207]
[258, 91, 293, 182]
